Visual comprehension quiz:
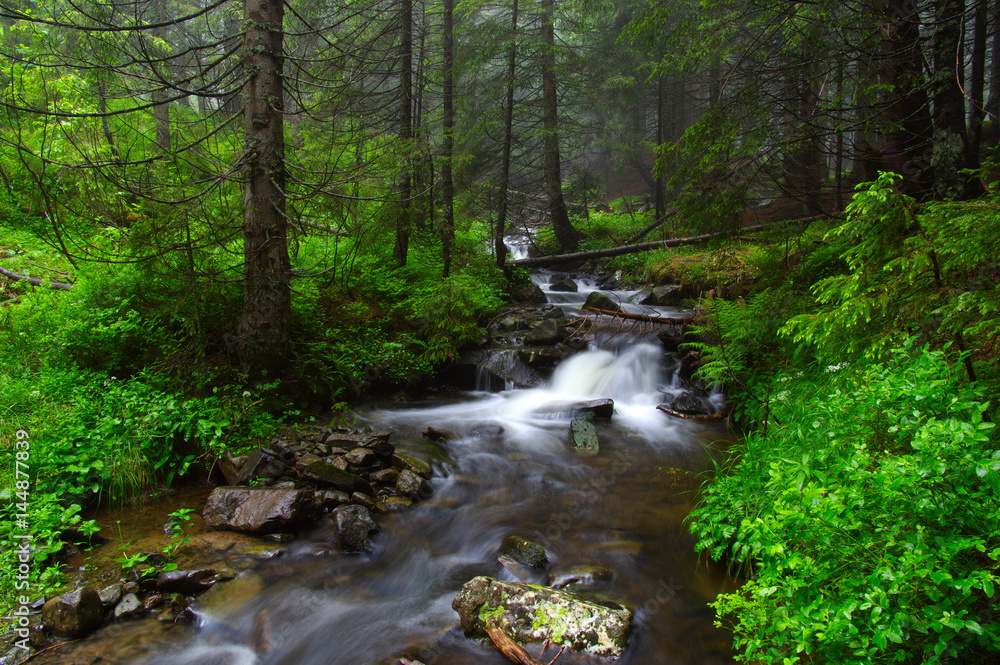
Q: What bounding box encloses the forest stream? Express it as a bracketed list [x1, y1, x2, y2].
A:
[38, 253, 739, 665]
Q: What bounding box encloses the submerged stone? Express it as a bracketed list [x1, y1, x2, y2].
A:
[569, 417, 600, 454]
[500, 535, 549, 569]
[452, 576, 632, 659]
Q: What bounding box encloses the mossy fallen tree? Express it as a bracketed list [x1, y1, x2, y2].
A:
[507, 217, 820, 269]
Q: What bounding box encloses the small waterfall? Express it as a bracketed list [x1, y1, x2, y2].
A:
[548, 343, 663, 404]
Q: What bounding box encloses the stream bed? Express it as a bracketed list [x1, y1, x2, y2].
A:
[29, 265, 738, 665]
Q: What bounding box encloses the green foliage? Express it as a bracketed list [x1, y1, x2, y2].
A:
[784, 172, 1000, 365]
[691, 342, 1000, 664]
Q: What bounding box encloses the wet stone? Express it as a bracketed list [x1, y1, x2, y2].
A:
[548, 564, 614, 589]
[524, 319, 564, 345]
[344, 447, 380, 469]
[202, 487, 319, 534]
[315, 489, 350, 511]
[98, 584, 123, 610]
[583, 290, 622, 312]
[396, 469, 431, 499]
[548, 276, 579, 292]
[369, 468, 400, 486]
[157, 569, 217, 594]
[500, 534, 549, 569]
[298, 462, 372, 495]
[333, 505, 381, 553]
[452, 576, 632, 659]
[574, 398, 614, 420]
[570, 417, 600, 455]
[42, 587, 103, 638]
[112, 593, 144, 621]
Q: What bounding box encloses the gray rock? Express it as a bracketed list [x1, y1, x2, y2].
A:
[452, 576, 632, 659]
[97, 584, 123, 610]
[344, 447, 380, 469]
[392, 453, 432, 478]
[369, 468, 400, 486]
[299, 461, 373, 494]
[573, 398, 614, 420]
[112, 593, 144, 621]
[157, 569, 217, 594]
[569, 417, 600, 454]
[358, 434, 395, 458]
[524, 319, 564, 345]
[396, 469, 432, 499]
[122, 582, 140, 595]
[315, 489, 350, 510]
[669, 391, 711, 415]
[296, 452, 322, 467]
[628, 285, 655, 305]
[333, 505, 381, 553]
[237, 449, 287, 484]
[651, 284, 683, 306]
[42, 587, 103, 637]
[202, 487, 318, 533]
[500, 535, 549, 569]
[42, 587, 104, 637]
[583, 291, 621, 312]
[548, 277, 578, 292]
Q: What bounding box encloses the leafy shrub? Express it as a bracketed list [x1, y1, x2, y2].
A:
[691, 342, 1000, 664]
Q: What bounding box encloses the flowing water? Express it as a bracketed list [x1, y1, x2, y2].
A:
[138, 262, 736, 665]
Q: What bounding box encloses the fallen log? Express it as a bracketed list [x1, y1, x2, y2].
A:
[508, 217, 820, 268]
[0, 266, 74, 290]
[585, 307, 696, 325]
[657, 404, 730, 421]
[484, 623, 544, 665]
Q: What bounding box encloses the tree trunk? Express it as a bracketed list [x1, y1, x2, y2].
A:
[495, 0, 519, 270]
[931, 0, 969, 199]
[540, 0, 578, 252]
[965, 0, 988, 194]
[441, 0, 455, 278]
[394, 0, 413, 266]
[879, 0, 933, 196]
[153, 0, 170, 156]
[239, 0, 291, 378]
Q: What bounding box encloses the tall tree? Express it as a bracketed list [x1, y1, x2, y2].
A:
[441, 0, 455, 277]
[239, 0, 291, 376]
[540, 0, 578, 252]
[394, 0, 414, 266]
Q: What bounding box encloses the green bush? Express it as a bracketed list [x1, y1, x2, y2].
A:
[691, 342, 1000, 664]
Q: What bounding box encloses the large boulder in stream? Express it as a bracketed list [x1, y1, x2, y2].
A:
[583, 291, 621, 312]
[42, 587, 103, 638]
[452, 576, 632, 659]
[524, 319, 565, 346]
[548, 277, 578, 292]
[202, 487, 318, 533]
[573, 398, 614, 420]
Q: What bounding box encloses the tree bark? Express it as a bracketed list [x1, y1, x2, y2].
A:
[880, 0, 933, 196]
[508, 218, 817, 268]
[931, 0, 969, 199]
[441, 0, 455, 278]
[0, 266, 74, 290]
[238, 0, 291, 377]
[394, 0, 414, 266]
[152, 0, 170, 156]
[496, 0, 519, 270]
[540, 0, 578, 252]
[965, 0, 988, 193]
